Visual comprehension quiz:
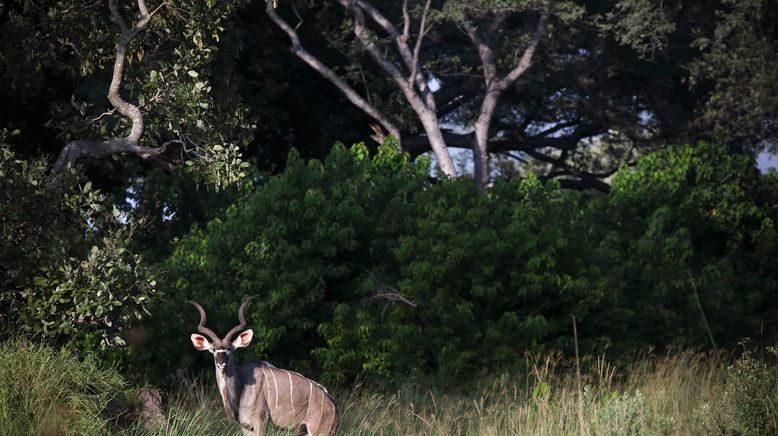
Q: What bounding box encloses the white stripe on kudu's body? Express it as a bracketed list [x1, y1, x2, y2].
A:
[271, 370, 279, 409]
[188, 299, 339, 435]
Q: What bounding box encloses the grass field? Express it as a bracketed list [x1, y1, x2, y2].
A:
[2, 341, 775, 435]
[164, 353, 728, 435]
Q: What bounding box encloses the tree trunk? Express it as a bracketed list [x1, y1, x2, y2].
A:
[473, 89, 501, 190]
[417, 108, 456, 177]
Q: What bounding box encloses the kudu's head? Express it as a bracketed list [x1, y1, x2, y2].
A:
[188, 297, 255, 373]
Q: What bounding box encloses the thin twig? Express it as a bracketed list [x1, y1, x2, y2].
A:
[91, 108, 118, 123]
[361, 291, 418, 308]
[289, 0, 304, 31]
[401, 0, 410, 43]
[408, 0, 432, 87]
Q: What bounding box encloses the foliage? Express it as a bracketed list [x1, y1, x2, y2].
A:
[0, 0, 254, 188]
[137, 139, 429, 384]
[688, 0, 778, 150]
[151, 140, 606, 386]
[0, 339, 134, 435]
[0, 133, 157, 346]
[598, 0, 678, 59]
[592, 141, 778, 352]
[320, 175, 604, 385]
[138, 139, 778, 387]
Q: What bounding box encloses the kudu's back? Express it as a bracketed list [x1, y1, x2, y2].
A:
[242, 362, 338, 435]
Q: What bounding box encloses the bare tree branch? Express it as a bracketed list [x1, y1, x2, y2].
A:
[528, 148, 614, 192]
[90, 108, 117, 123]
[107, 0, 167, 143]
[402, 121, 604, 156]
[337, 0, 456, 176]
[360, 284, 418, 309]
[401, 0, 410, 43]
[53, 136, 178, 174]
[341, 1, 411, 89]
[352, 0, 430, 97]
[408, 0, 432, 86]
[137, 0, 149, 16]
[502, 2, 551, 88]
[264, 0, 401, 145]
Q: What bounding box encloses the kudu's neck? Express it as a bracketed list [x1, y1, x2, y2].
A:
[215, 359, 243, 421]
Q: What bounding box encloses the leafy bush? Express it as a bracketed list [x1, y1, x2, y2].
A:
[0, 132, 157, 346]
[140, 141, 432, 384]
[722, 348, 778, 435]
[320, 175, 607, 385]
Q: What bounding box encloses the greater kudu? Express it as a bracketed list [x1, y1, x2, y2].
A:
[188, 298, 339, 435]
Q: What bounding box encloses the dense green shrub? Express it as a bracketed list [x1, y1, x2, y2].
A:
[319, 175, 609, 385]
[0, 133, 158, 346]
[140, 140, 777, 387]
[591, 142, 778, 352]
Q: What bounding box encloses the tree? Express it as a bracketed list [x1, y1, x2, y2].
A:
[0, 0, 255, 345]
[51, 0, 177, 173]
[688, 0, 778, 151]
[0, 0, 253, 189]
[266, 0, 560, 189]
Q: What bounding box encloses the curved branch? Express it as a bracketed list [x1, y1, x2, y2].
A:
[107, 0, 166, 143]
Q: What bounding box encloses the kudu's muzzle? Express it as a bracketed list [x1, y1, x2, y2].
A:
[214, 349, 230, 372]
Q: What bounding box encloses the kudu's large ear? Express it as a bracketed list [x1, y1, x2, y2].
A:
[232, 329, 253, 348]
[191, 334, 213, 351]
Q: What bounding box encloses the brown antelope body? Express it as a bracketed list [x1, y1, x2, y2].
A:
[188, 298, 339, 435]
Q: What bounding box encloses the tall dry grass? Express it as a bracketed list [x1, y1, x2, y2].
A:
[4, 342, 763, 435]
[333, 352, 725, 435]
